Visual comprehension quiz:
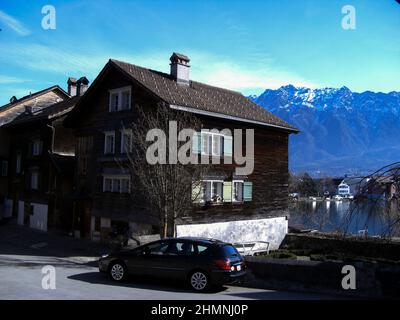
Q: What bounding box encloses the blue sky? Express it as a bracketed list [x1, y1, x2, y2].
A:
[0, 0, 399, 106]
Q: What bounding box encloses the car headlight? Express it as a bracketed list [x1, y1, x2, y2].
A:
[101, 254, 109, 258]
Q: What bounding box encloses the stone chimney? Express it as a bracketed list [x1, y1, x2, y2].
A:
[170, 52, 190, 85]
[76, 76, 89, 96]
[67, 77, 77, 96]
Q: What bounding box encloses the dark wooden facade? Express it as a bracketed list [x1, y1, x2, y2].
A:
[65, 62, 292, 239]
[5, 115, 75, 232]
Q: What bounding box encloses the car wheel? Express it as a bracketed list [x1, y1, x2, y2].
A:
[109, 261, 127, 282]
[189, 271, 209, 292]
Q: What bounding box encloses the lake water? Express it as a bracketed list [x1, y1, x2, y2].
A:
[289, 200, 400, 237]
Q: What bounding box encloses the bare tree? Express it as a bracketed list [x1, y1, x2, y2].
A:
[121, 102, 209, 238]
[339, 162, 400, 239]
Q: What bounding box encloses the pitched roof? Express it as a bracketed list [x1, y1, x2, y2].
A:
[0, 86, 69, 127]
[4, 95, 80, 127]
[109, 59, 298, 132]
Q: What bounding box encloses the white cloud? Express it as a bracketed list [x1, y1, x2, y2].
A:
[0, 10, 30, 36]
[0, 75, 28, 84]
[0, 45, 318, 95]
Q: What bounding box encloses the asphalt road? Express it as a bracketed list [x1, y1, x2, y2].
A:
[0, 225, 337, 300]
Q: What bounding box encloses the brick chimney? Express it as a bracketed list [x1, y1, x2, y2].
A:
[170, 52, 190, 85]
[67, 77, 77, 96]
[76, 77, 89, 96]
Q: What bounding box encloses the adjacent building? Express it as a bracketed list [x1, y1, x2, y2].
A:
[0, 86, 69, 219]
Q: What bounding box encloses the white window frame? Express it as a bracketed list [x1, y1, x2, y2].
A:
[201, 131, 224, 156]
[104, 131, 115, 154]
[102, 175, 131, 194]
[108, 86, 132, 112]
[232, 180, 244, 202]
[202, 179, 224, 203]
[120, 129, 133, 153]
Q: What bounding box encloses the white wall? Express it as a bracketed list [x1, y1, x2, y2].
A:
[176, 216, 288, 250]
[29, 203, 48, 231]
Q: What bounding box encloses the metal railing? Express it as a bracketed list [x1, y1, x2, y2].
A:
[233, 241, 270, 256]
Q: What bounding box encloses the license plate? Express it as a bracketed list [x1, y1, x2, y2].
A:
[236, 265, 241, 271]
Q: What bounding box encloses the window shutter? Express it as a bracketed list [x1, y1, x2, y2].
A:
[223, 181, 232, 202]
[192, 132, 201, 154]
[243, 182, 253, 201]
[223, 135, 233, 157]
[191, 181, 201, 202]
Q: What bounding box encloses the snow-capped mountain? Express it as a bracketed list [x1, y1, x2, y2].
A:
[250, 85, 400, 176]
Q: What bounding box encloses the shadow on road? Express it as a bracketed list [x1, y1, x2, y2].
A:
[68, 271, 229, 294]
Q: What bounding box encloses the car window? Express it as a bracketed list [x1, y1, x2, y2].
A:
[193, 244, 211, 256]
[141, 241, 169, 255]
[221, 245, 239, 258]
[165, 241, 191, 256]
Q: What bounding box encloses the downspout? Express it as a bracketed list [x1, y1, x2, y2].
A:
[47, 124, 55, 153]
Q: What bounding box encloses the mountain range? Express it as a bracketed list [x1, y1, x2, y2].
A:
[250, 85, 400, 176]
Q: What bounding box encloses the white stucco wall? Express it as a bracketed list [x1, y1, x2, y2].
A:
[176, 216, 288, 250]
[29, 203, 48, 232]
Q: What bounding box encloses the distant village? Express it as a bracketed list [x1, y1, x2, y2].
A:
[289, 173, 398, 202]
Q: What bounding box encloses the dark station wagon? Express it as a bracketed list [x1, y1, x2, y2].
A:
[99, 237, 247, 291]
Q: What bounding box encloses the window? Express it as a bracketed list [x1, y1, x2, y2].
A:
[196, 131, 231, 156]
[110, 92, 119, 112]
[103, 177, 112, 192]
[201, 132, 223, 156]
[201, 132, 212, 155]
[104, 131, 115, 154]
[140, 241, 169, 256]
[233, 181, 244, 202]
[16, 153, 21, 174]
[112, 178, 121, 193]
[120, 129, 133, 153]
[32, 140, 43, 156]
[108, 86, 131, 112]
[121, 178, 130, 193]
[31, 171, 39, 190]
[202, 180, 223, 203]
[194, 179, 252, 204]
[1, 161, 8, 177]
[103, 175, 131, 193]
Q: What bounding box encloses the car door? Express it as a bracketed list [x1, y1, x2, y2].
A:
[158, 240, 193, 280]
[125, 240, 169, 276]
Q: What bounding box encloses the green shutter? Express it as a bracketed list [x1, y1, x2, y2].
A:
[223, 181, 232, 202]
[192, 181, 201, 202]
[192, 132, 201, 154]
[223, 135, 233, 157]
[244, 182, 253, 201]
